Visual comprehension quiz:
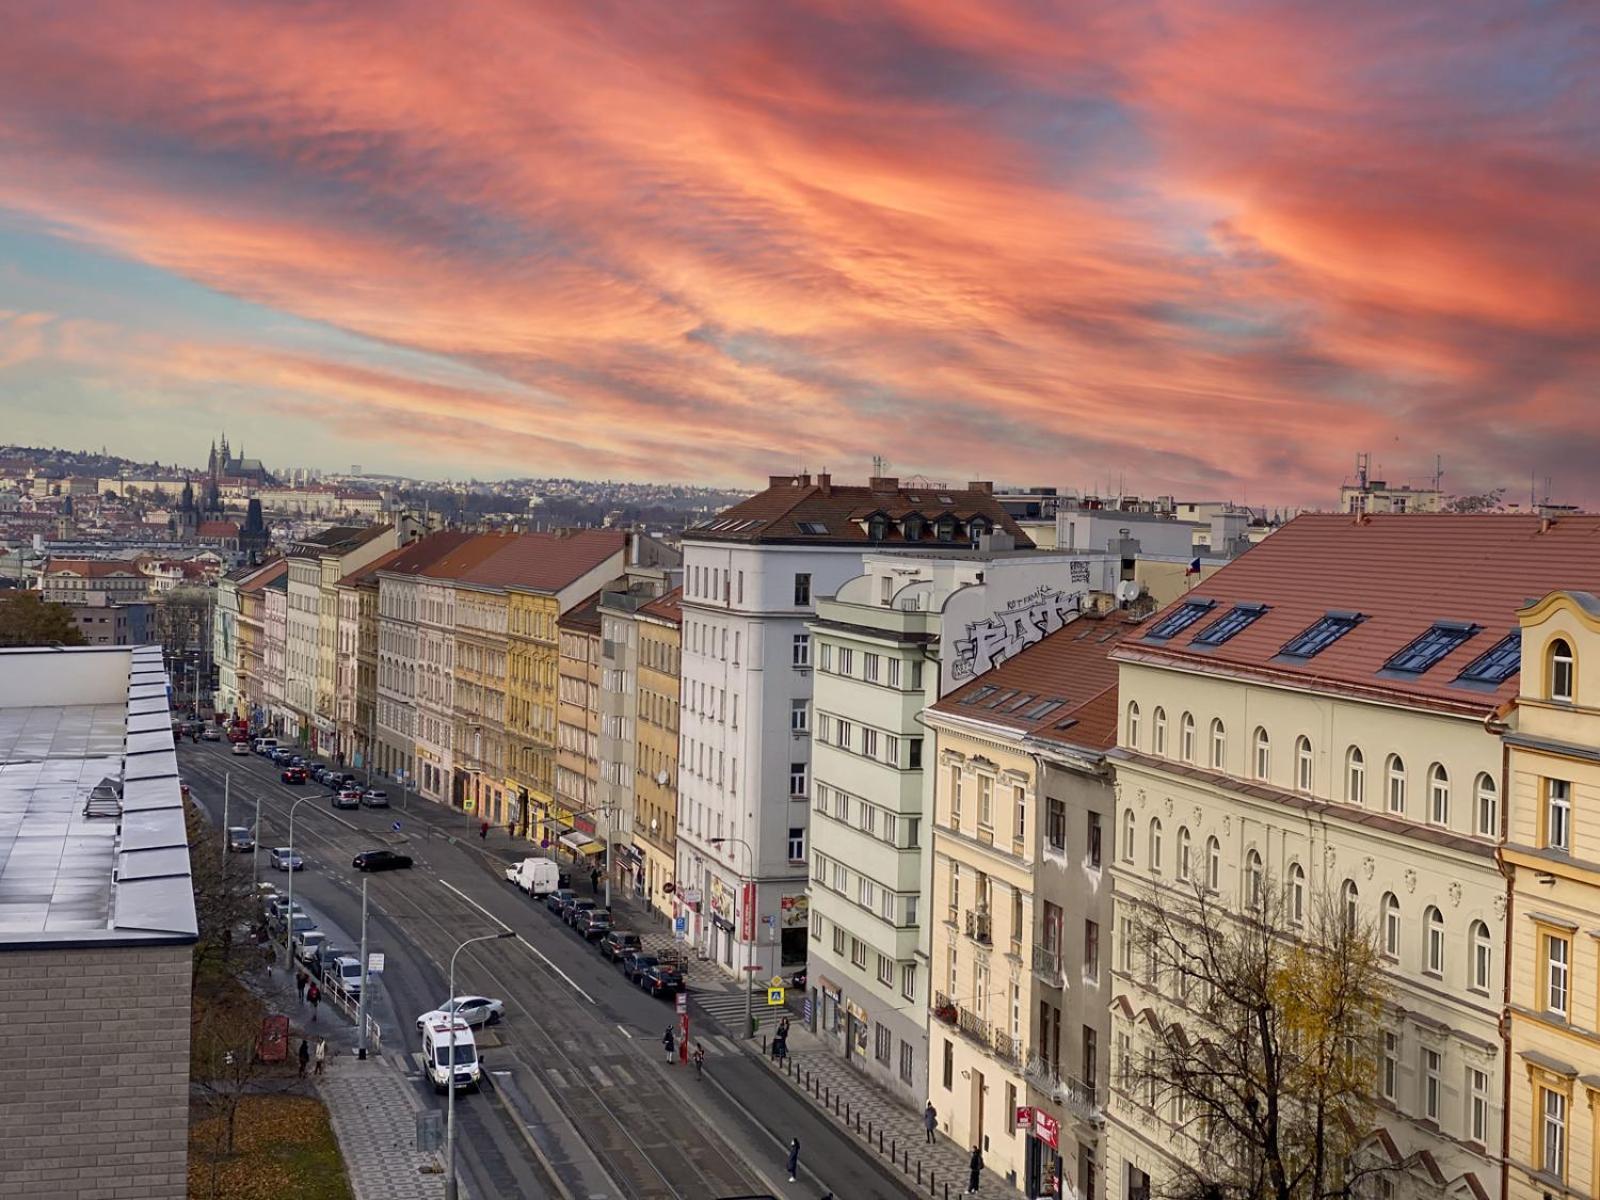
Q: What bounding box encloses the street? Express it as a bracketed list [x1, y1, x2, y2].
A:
[180, 740, 920, 1200]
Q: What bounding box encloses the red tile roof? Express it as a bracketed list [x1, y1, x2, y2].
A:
[639, 586, 683, 625]
[424, 530, 626, 593]
[1113, 513, 1600, 715]
[196, 520, 240, 538]
[371, 530, 479, 581]
[44, 559, 144, 579]
[686, 474, 1033, 547]
[558, 592, 604, 633]
[337, 543, 413, 588]
[238, 559, 289, 592]
[929, 610, 1142, 752]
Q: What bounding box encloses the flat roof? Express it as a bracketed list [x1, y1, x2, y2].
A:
[0, 645, 196, 949]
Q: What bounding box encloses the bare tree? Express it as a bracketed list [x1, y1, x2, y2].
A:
[1128, 875, 1405, 1200]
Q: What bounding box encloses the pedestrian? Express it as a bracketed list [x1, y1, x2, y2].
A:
[507, 821, 515, 840]
[785, 1137, 800, 1183]
[296, 971, 308, 1002]
[297, 1038, 310, 1078]
[967, 1146, 983, 1194]
[924, 1101, 938, 1145]
[662, 1025, 675, 1064]
[590, 866, 600, 895]
[313, 1037, 327, 1076]
[772, 1033, 787, 1064]
[307, 981, 320, 1022]
[777, 1016, 790, 1039]
[480, 820, 489, 841]
[692, 1042, 705, 1079]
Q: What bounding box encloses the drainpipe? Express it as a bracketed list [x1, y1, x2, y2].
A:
[1486, 700, 1512, 1199]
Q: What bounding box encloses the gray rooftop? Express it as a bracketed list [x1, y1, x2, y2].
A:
[0, 645, 197, 949]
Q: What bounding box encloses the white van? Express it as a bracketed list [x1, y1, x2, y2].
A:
[330, 956, 364, 1000]
[253, 737, 278, 755]
[421, 1016, 480, 1093]
[504, 857, 561, 897]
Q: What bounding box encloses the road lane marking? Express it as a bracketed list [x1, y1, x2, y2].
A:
[437, 879, 596, 1004]
[615, 1025, 632, 1038]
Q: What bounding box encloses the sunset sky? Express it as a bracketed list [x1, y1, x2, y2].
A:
[0, 1, 1594, 505]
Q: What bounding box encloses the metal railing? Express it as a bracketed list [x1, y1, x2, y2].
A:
[323, 974, 383, 1051]
[964, 910, 992, 945]
[957, 1004, 992, 1048]
[1032, 944, 1064, 986]
[1024, 1052, 1100, 1124]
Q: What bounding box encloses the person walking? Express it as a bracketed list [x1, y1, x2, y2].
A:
[479, 820, 489, 841]
[785, 1137, 800, 1183]
[923, 1101, 938, 1145]
[692, 1042, 705, 1079]
[307, 980, 320, 1022]
[295, 971, 308, 1003]
[296, 1038, 310, 1078]
[662, 1025, 676, 1064]
[313, 1037, 327, 1077]
[590, 866, 600, 895]
[966, 1146, 983, 1195]
[777, 1016, 790, 1040]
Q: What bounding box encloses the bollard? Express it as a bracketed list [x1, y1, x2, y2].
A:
[762, 1034, 767, 1056]
[943, 1183, 949, 1200]
[891, 1137, 896, 1162]
[917, 1162, 923, 1185]
[854, 1111, 861, 1133]
[868, 1120, 873, 1142]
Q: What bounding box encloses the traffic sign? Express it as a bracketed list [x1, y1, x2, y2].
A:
[391, 821, 401, 832]
[674, 916, 687, 934]
[367, 952, 385, 974]
[767, 987, 785, 1006]
[675, 993, 687, 1014]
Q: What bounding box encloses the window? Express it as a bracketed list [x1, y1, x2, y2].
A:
[1424, 906, 1444, 975]
[1084, 920, 1100, 979]
[1119, 916, 1134, 974]
[1148, 820, 1163, 873]
[1047, 799, 1066, 852]
[835, 719, 852, 750]
[790, 699, 809, 732]
[908, 738, 923, 770]
[837, 647, 854, 675]
[1546, 932, 1570, 1015]
[1121, 809, 1135, 863]
[790, 571, 812, 606]
[978, 775, 993, 826]
[792, 634, 810, 666]
[1244, 850, 1263, 909]
[787, 827, 805, 861]
[833, 926, 846, 955]
[942, 1039, 954, 1090]
[1146, 599, 1215, 640]
[1545, 778, 1572, 851]
[1192, 601, 1269, 646]
[862, 652, 880, 683]
[1341, 879, 1359, 931]
[819, 642, 832, 672]
[1179, 712, 1195, 763]
[1295, 735, 1313, 793]
[1469, 1068, 1489, 1145]
[1386, 755, 1407, 814]
[1382, 893, 1401, 959]
[1381, 1033, 1398, 1101]
[1088, 812, 1102, 867]
[1549, 638, 1575, 702]
[1428, 763, 1450, 825]
[902, 963, 916, 1001]
[1014, 786, 1026, 842]
[1126, 701, 1141, 748]
[1542, 1087, 1567, 1177]
[1470, 921, 1492, 993]
[877, 954, 893, 986]
[884, 735, 900, 765]
[861, 728, 879, 758]
[1177, 827, 1192, 881]
[1152, 707, 1167, 755]
[949, 767, 962, 822]
[1456, 629, 1521, 685]
[1210, 719, 1226, 768]
[1281, 612, 1364, 658]
[887, 657, 902, 687]
[900, 1039, 914, 1083]
[1386, 621, 1480, 674]
[798, 520, 828, 536]
[1288, 863, 1305, 926]
[1422, 1048, 1440, 1120]
[1474, 773, 1498, 838]
[1206, 837, 1221, 892]
[850, 938, 868, 969]
[1253, 727, 1270, 779]
[1346, 746, 1366, 805]
[789, 762, 806, 797]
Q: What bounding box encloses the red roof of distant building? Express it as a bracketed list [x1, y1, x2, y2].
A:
[417, 530, 627, 594]
[45, 558, 145, 579]
[639, 586, 682, 625]
[196, 520, 240, 538]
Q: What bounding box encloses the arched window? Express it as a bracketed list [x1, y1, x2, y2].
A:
[1549, 638, 1575, 702]
[1424, 906, 1445, 975]
[1126, 702, 1141, 749]
[1475, 772, 1499, 838]
[1253, 727, 1271, 780]
[1428, 763, 1451, 826]
[1288, 863, 1306, 926]
[1382, 893, 1400, 959]
[1153, 707, 1168, 756]
[1149, 819, 1163, 873]
[1177, 827, 1192, 881]
[1122, 809, 1136, 864]
[1386, 754, 1407, 814]
[1210, 719, 1226, 769]
[1180, 712, 1196, 763]
[1244, 849, 1263, 910]
[1206, 837, 1221, 893]
[1470, 920, 1492, 993]
[1341, 880, 1360, 932]
[1295, 736, 1314, 793]
[1346, 746, 1366, 805]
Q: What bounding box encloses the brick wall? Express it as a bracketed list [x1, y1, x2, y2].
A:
[0, 943, 192, 1200]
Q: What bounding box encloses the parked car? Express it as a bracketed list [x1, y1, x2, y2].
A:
[415, 995, 504, 1032]
[269, 846, 304, 871]
[333, 788, 362, 810]
[597, 931, 641, 962]
[359, 789, 390, 808]
[576, 909, 612, 940]
[201, 725, 222, 741]
[563, 898, 596, 928]
[329, 956, 364, 999]
[231, 741, 251, 756]
[288, 913, 317, 938]
[226, 826, 254, 853]
[639, 961, 683, 998]
[281, 766, 308, 784]
[545, 887, 575, 915]
[620, 950, 657, 983]
[352, 849, 413, 872]
[294, 929, 328, 966]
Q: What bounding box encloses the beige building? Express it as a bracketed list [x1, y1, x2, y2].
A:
[634, 588, 682, 915]
[1503, 589, 1600, 1194]
[555, 596, 606, 860]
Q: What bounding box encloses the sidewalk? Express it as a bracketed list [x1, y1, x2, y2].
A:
[318, 1052, 445, 1200]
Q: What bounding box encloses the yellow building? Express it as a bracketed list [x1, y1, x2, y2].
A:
[634, 588, 682, 916]
[1505, 590, 1600, 1195]
[453, 578, 511, 824]
[507, 587, 561, 838]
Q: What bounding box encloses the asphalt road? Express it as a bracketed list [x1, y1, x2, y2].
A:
[181, 740, 919, 1200]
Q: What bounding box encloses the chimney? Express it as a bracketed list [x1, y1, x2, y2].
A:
[967, 481, 993, 494]
[868, 476, 899, 492]
[817, 472, 831, 497]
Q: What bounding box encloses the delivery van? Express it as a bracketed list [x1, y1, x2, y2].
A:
[421, 1016, 480, 1093]
[504, 856, 562, 897]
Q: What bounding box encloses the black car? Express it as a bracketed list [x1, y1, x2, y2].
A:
[545, 887, 575, 915]
[563, 898, 596, 928]
[639, 962, 683, 997]
[352, 849, 413, 872]
[576, 910, 612, 941]
[598, 931, 641, 962]
[623, 952, 659, 986]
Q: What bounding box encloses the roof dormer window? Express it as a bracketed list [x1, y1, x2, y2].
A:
[1384, 621, 1481, 675]
[1280, 612, 1364, 659]
[902, 513, 924, 541]
[935, 515, 959, 543]
[868, 515, 889, 542]
[1454, 630, 1520, 685]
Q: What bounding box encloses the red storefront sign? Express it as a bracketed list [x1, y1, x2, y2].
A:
[740, 881, 756, 941]
[1015, 1106, 1060, 1148]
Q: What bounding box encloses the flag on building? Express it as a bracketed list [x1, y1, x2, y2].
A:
[1185, 557, 1201, 576]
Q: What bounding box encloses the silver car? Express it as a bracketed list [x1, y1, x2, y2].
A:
[269, 846, 304, 871]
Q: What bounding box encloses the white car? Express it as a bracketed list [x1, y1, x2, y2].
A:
[231, 741, 251, 756]
[415, 995, 504, 1032]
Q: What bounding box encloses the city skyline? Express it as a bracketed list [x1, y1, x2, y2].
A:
[1, 1, 1595, 504]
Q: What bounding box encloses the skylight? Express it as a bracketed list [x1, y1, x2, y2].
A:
[1146, 599, 1216, 641]
[1280, 612, 1364, 658]
[1455, 630, 1521, 685]
[960, 686, 998, 706]
[1385, 622, 1481, 674]
[984, 689, 1019, 709]
[797, 521, 829, 535]
[1191, 602, 1269, 647]
[1023, 699, 1065, 720]
[1001, 692, 1037, 712]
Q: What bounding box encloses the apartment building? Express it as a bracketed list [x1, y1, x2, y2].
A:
[924, 612, 1135, 1197]
[335, 546, 407, 770]
[678, 473, 1032, 981]
[1101, 514, 1600, 1200]
[806, 548, 1120, 1109]
[1503, 589, 1600, 1194]
[555, 596, 605, 859]
[40, 558, 151, 604]
[214, 568, 242, 714]
[634, 588, 682, 915]
[262, 569, 287, 732]
[507, 587, 561, 835]
[236, 559, 285, 728]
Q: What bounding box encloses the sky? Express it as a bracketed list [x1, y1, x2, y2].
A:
[0, 0, 1595, 506]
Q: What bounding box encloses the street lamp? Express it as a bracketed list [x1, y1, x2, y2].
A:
[446, 929, 515, 1200]
[281, 793, 317, 970]
[707, 836, 755, 1039]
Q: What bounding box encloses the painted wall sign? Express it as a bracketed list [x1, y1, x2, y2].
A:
[951, 584, 1080, 681]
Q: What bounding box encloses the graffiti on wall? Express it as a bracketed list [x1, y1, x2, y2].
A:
[951, 584, 1082, 681]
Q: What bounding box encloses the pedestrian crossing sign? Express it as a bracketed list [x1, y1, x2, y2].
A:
[767, 986, 785, 1006]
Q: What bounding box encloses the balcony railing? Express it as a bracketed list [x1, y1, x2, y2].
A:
[991, 1030, 1023, 1068]
[1024, 1052, 1102, 1125]
[957, 1004, 992, 1049]
[965, 910, 992, 945]
[1032, 944, 1064, 987]
[932, 991, 959, 1025]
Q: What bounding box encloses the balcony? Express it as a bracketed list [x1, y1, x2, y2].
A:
[957, 1004, 992, 1049]
[1032, 944, 1065, 989]
[1024, 1053, 1102, 1126]
[932, 991, 959, 1025]
[964, 910, 992, 945]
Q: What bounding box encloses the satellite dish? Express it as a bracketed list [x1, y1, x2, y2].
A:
[1115, 580, 1140, 602]
[655, 770, 669, 786]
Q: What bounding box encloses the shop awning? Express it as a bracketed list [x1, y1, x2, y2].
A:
[559, 831, 604, 856]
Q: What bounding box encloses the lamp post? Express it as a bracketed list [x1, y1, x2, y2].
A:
[708, 836, 755, 1038]
[282, 793, 317, 970]
[446, 929, 515, 1200]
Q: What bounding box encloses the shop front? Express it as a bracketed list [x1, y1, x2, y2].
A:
[1017, 1106, 1064, 1199]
